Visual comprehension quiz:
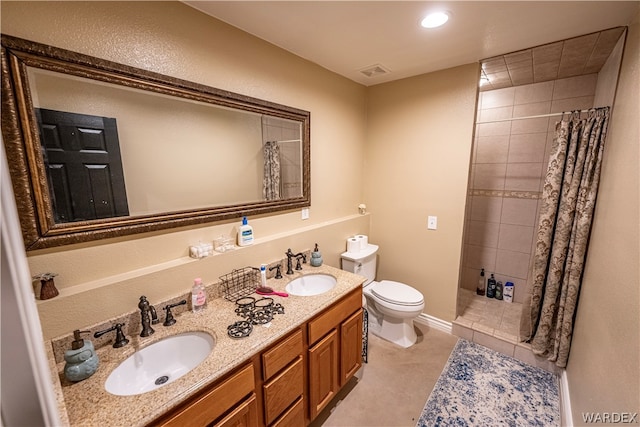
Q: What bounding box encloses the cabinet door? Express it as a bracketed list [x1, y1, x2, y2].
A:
[213, 394, 258, 427]
[340, 309, 363, 386]
[308, 329, 338, 420]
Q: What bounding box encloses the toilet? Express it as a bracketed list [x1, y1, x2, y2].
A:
[341, 244, 425, 348]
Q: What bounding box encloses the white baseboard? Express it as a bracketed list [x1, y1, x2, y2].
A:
[415, 313, 452, 334]
[559, 369, 573, 426]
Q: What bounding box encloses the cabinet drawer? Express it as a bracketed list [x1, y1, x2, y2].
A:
[262, 329, 303, 380]
[263, 356, 304, 425]
[213, 393, 258, 427]
[308, 287, 362, 344]
[271, 396, 304, 427]
[158, 363, 255, 427]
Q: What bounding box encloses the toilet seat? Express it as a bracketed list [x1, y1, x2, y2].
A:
[371, 280, 424, 306]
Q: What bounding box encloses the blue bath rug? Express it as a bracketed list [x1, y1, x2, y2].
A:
[416, 339, 559, 427]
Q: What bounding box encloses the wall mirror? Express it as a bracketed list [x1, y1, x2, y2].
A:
[1, 35, 310, 250]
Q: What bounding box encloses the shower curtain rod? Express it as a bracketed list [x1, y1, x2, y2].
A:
[476, 109, 592, 124]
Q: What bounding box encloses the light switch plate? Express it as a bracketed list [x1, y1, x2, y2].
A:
[427, 216, 437, 230]
[301, 208, 310, 220]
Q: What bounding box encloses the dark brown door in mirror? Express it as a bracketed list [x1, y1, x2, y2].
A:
[36, 109, 129, 222]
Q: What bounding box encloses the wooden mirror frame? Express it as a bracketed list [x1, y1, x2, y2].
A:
[1, 35, 310, 250]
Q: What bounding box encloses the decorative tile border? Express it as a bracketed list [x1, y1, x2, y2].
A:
[470, 189, 541, 199]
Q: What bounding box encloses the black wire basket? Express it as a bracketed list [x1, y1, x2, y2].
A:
[219, 267, 259, 301]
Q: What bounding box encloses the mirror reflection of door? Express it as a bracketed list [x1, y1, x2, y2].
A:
[35, 109, 129, 222]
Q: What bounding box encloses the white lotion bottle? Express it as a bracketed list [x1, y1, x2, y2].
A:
[237, 216, 254, 246]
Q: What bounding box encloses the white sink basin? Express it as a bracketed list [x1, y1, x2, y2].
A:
[285, 274, 337, 296]
[105, 331, 214, 396]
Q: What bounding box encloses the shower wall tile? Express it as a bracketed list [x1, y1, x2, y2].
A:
[465, 76, 600, 313]
[505, 162, 543, 191]
[552, 73, 598, 99]
[514, 80, 554, 104]
[464, 244, 497, 271]
[508, 132, 547, 163]
[474, 163, 507, 190]
[479, 106, 513, 123]
[467, 220, 500, 248]
[460, 267, 489, 293]
[512, 101, 552, 117]
[498, 223, 534, 253]
[501, 198, 538, 226]
[551, 95, 595, 114]
[477, 121, 512, 137]
[470, 196, 503, 223]
[480, 86, 515, 109]
[496, 250, 530, 279]
[476, 135, 509, 163]
[510, 116, 550, 134]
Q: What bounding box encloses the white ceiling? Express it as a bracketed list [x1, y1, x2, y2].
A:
[183, 1, 638, 86]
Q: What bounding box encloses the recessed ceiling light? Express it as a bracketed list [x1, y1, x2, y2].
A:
[421, 11, 449, 28]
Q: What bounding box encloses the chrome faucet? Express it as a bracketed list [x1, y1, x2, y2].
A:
[286, 249, 307, 275]
[138, 295, 159, 337]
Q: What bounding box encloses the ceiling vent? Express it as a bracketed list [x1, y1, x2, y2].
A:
[359, 64, 390, 78]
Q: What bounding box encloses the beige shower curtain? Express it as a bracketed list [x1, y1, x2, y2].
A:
[520, 107, 610, 368]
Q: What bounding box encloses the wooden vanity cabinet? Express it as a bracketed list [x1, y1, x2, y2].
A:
[152, 287, 362, 427]
[154, 363, 256, 427]
[261, 329, 305, 426]
[307, 287, 363, 421]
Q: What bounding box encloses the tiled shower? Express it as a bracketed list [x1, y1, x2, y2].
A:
[454, 28, 625, 359]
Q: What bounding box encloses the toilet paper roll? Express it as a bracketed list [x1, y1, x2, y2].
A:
[355, 234, 368, 250]
[347, 237, 360, 253]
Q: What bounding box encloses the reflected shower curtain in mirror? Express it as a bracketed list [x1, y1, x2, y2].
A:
[520, 107, 610, 368]
[263, 141, 281, 201]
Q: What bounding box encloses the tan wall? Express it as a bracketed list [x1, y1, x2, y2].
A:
[567, 10, 640, 423]
[1, 1, 369, 339]
[365, 66, 479, 322]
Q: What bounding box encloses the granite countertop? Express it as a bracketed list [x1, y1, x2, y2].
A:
[50, 264, 364, 427]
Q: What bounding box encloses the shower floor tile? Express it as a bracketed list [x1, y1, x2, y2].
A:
[456, 288, 522, 342]
[453, 289, 559, 373]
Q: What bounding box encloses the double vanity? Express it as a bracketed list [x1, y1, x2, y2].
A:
[47, 264, 365, 426]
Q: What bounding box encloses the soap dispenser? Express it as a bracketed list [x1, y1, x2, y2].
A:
[64, 330, 99, 382]
[310, 243, 323, 267]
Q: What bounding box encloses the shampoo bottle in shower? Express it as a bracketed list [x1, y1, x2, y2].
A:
[476, 268, 486, 296]
[486, 274, 497, 298]
[495, 280, 503, 300]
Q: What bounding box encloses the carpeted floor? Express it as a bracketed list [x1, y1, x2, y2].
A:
[416, 339, 560, 427]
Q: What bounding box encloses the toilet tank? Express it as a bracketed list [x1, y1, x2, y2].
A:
[341, 244, 378, 285]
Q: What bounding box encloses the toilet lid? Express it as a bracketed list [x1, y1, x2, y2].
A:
[371, 280, 424, 306]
